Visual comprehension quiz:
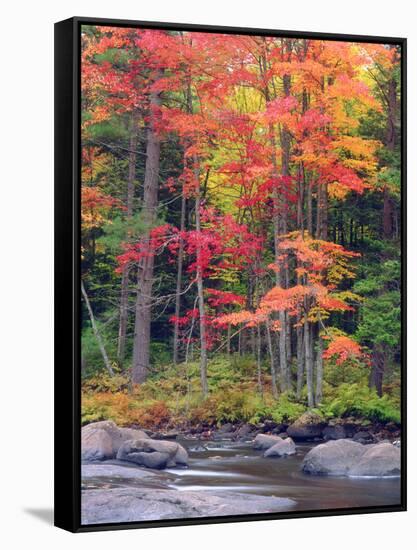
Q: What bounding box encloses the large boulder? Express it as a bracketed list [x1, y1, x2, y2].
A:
[264, 437, 296, 458]
[116, 438, 188, 469]
[302, 439, 401, 477]
[253, 434, 283, 450]
[302, 439, 364, 475]
[81, 428, 113, 461]
[82, 488, 295, 524]
[287, 412, 326, 440]
[349, 443, 400, 476]
[81, 421, 149, 461]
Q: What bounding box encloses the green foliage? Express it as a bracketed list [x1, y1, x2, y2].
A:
[149, 341, 172, 368]
[98, 214, 146, 252]
[81, 322, 119, 377]
[82, 371, 130, 393]
[248, 394, 306, 425]
[324, 357, 369, 386]
[87, 118, 129, 142]
[321, 383, 400, 423]
[94, 48, 131, 67]
[354, 258, 401, 349]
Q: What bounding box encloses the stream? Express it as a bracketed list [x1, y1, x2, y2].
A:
[82, 437, 401, 514]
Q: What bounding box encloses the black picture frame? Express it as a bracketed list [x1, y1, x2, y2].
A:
[54, 16, 407, 533]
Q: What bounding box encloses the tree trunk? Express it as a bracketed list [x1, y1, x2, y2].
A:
[386, 76, 397, 151]
[81, 281, 114, 376]
[304, 304, 314, 407]
[307, 176, 313, 236]
[132, 76, 162, 384]
[315, 334, 323, 404]
[227, 324, 231, 355]
[266, 321, 279, 399]
[173, 192, 186, 363]
[382, 71, 397, 240]
[257, 324, 263, 396]
[117, 111, 138, 363]
[195, 171, 209, 397]
[279, 71, 292, 392]
[383, 186, 393, 239]
[369, 345, 385, 397]
[261, 45, 289, 393]
[296, 311, 304, 399]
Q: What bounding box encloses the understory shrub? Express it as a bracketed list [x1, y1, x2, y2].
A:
[322, 383, 400, 423]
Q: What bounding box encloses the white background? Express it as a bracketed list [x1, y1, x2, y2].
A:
[0, 0, 415, 547]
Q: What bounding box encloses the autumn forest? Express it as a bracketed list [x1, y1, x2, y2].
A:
[80, 26, 402, 433]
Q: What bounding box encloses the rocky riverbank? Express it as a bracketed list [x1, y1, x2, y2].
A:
[167, 411, 401, 445]
[81, 421, 401, 524]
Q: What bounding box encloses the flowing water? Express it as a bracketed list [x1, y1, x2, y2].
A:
[83, 437, 401, 513]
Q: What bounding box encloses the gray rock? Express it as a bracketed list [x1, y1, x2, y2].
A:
[125, 451, 170, 469]
[173, 444, 189, 466]
[264, 437, 296, 458]
[323, 425, 346, 440]
[253, 434, 283, 450]
[116, 438, 188, 469]
[81, 428, 113, 461]
[349, 443, 400, 477]
[81, 463, 159, 480]
[81, 421, 149, 461]
[119, 427, 150, 446]
[287, 412, 326, 440]
[302, 439, 366, 475]
[234, 424, 253, 440]
[81, 488, 295, 524]
[302, 439, 401, 477]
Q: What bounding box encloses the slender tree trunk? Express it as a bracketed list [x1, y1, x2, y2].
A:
[369, 345, 385, 397]
[227, 324, 231, 355]
[117, 111, 138, 363]
[195, 170, 209, 397]
[266, 322, 278, 399]
[383, 186, 393, 239]
[315, 334, 323, 404]
[297, 163, 305, 232]
[304, 301, 314, 407]
[280, 70, 292, 391]
[296, 310, 304, 399]
[257, 324, 263, 396]
[382, 76, 397, 240]
[386, 75, 397, 151]
[316, 183, 322, 238]
[269, 134, 288, 392]
[307, 176, 313, 236]
[321, 183, 328, 240]
[81, 281, 114, 376]
[132, 75, 162, 384]
[173, 192, 186, 363]
[261, 44, 289, 393]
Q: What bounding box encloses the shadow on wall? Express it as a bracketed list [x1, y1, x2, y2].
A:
[24, 508, 54, 525]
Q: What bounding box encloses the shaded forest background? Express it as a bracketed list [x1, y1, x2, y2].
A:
[80, 26, 401, 429]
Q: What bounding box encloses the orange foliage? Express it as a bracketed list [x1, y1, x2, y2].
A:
[323, 335, 364, 365]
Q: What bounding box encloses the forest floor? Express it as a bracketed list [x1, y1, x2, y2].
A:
[82, 355, 401, 440]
